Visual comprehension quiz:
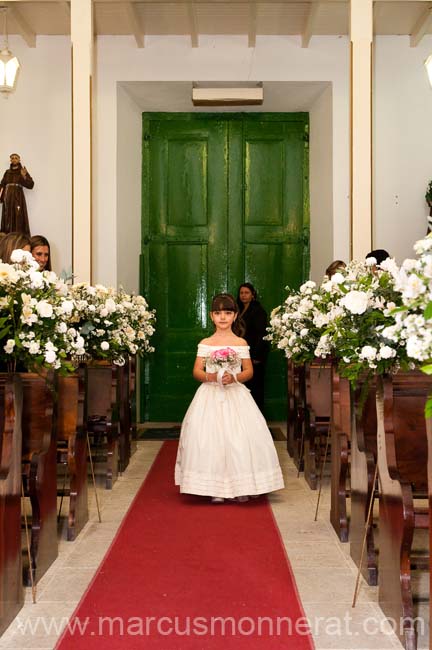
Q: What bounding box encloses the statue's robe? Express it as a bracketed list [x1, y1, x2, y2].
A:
[0, 165, 34, 235]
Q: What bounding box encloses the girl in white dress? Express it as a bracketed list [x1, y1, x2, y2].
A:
[175, 293, 284, 503]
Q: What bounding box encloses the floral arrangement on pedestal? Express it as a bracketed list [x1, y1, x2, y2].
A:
[0, 249, 156, 372]
[66, 283, 156, 366]
[378, 235, 432, 412]
[0, 250, 76, 372]
[266, 257, 410, 385]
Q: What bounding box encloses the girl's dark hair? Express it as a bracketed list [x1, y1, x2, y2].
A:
[30, 235, 52, 271]
[211, 293, 245, 337]
[0, 232, 31, 264]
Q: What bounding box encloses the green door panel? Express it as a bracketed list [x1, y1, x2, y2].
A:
[142, 118, 228, 420]
[141, 113, 309, 422]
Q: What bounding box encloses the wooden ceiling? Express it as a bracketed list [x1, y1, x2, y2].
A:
[2, 1, 432, 49]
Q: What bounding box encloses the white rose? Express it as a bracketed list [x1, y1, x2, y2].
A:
[29, 341, 40, 355]
[4, 339, 15, 354]
[340, 290, 369, 315]
[44, 349, 56, 364]
[379, 345, 396, 359]
[365, 257, 376, 267]
[29, 271, 44, 288]
[105, 298, 116, 314]
[60, 300, 74, 315]
[10, 249, 35, 265]
[36, 300, 53, 318]
[101, 341, 110, 351]
[359, 345, 377, 360]
[330, 272, 345, 284]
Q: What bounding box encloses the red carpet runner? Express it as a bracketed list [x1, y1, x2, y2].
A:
[56, 441, 314, 649]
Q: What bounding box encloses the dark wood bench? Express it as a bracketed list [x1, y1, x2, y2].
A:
[0, 375, 23, 636]
[303, 359, 332, 490]
[85, 363, 119, 489]
[377, 371, 431, 650]
[349, 381, 378, 585]
[21, 373, 57, 585]
[330, 366, 351, 542]
[56, 371, 88, 541]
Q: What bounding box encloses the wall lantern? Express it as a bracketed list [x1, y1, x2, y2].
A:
[0, 7, 20, 97]
[425, 54, 432, 89]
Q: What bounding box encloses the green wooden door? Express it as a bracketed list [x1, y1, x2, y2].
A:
[141, 114, 309, 422]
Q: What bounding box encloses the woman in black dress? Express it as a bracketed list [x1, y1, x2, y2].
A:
[237, 283, 269, 413]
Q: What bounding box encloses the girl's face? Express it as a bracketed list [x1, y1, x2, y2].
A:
[210, 309, 237, 331]
[32, 245, 49, 270]
[239, 286, 254, 305]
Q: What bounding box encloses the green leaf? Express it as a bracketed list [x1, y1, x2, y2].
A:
[424, 302, 432, 321]
[425, 396, 432, 418]
[420, 364, 432, 375]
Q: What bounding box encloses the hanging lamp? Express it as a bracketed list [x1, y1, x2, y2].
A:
[425, 55, 432, 89]
[0, 6, 20, 97]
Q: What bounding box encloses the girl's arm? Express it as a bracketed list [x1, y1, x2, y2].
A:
[192, 356, 217, 383]
[222, 357, 253, 385]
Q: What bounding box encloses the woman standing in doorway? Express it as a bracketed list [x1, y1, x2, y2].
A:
[237, 283, 269, 413]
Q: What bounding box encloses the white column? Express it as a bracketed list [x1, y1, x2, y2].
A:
[350, 0, 373, 260]
[71, 0, 93, 283]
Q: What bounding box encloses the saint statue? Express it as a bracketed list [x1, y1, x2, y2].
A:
[0, 153, 34, 235]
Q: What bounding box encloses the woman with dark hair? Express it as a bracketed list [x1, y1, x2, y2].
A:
[237, 283, 269, 412]
[30, 235, 51, 271]
[0, 231, 31, 263]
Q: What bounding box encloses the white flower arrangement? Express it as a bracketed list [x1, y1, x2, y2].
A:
[267, 258, 409, 385]
[66, 284, 155, 365]
[313, 259, 408, 383]
[0, 250, 75, 372]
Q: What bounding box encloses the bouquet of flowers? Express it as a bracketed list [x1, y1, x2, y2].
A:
[66, 283, 156, 366]
[206, 347, 240, 386]
[265, 277, 345, 365]
[314, 258, 409, 384]
[0, 249, 75, 373]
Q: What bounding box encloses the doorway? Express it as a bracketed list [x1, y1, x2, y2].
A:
[140, 112, 309, 421]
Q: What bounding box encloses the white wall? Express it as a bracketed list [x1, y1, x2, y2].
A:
[2, 33, 431, 288]
[0, 36, 71, 276]
[310, 84, 334, 282]
[116, 84, 142, 293]
[95, 35, 350, 287]
[374, 36, 432, 263]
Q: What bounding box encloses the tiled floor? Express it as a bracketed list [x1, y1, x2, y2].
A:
[0, 435, 428, 650]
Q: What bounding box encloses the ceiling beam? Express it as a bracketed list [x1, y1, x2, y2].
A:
[410, 5, 432, 47]
[59, 1, 71, 19]
[188, 2, 198, 48]
[7, 3, 36, 47]
[125, 1, 144, 48]
[302, 2, 320, 48]
[248, 2, 256, 48]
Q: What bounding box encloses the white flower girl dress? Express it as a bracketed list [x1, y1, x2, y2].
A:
[175, 344, 285, 499]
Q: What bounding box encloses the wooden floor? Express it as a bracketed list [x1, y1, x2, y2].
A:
[0, 432, 428, 650]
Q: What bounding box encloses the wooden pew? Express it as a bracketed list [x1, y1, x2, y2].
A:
[129, 356, 138, 457]
[349, 382, 378, 585]
[118, 361, 131, 473]
[85, 363, 119, 489]
[286, 360, 295, 457]
[21, 373, 57, 585]
[292, 364, 306, 471]
[377, 371, 430, 650]
[0, 375, 23, 636]
[330, 366, 351, 542]
[303, 359, 332, 490]
[56, 372, 88, 541]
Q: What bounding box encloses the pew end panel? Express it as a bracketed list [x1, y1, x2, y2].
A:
[377, 372, 431, 650]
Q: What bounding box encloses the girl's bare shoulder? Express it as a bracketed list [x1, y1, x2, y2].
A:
[232, 336, 248, 347]
[199, 337, 212, 345]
